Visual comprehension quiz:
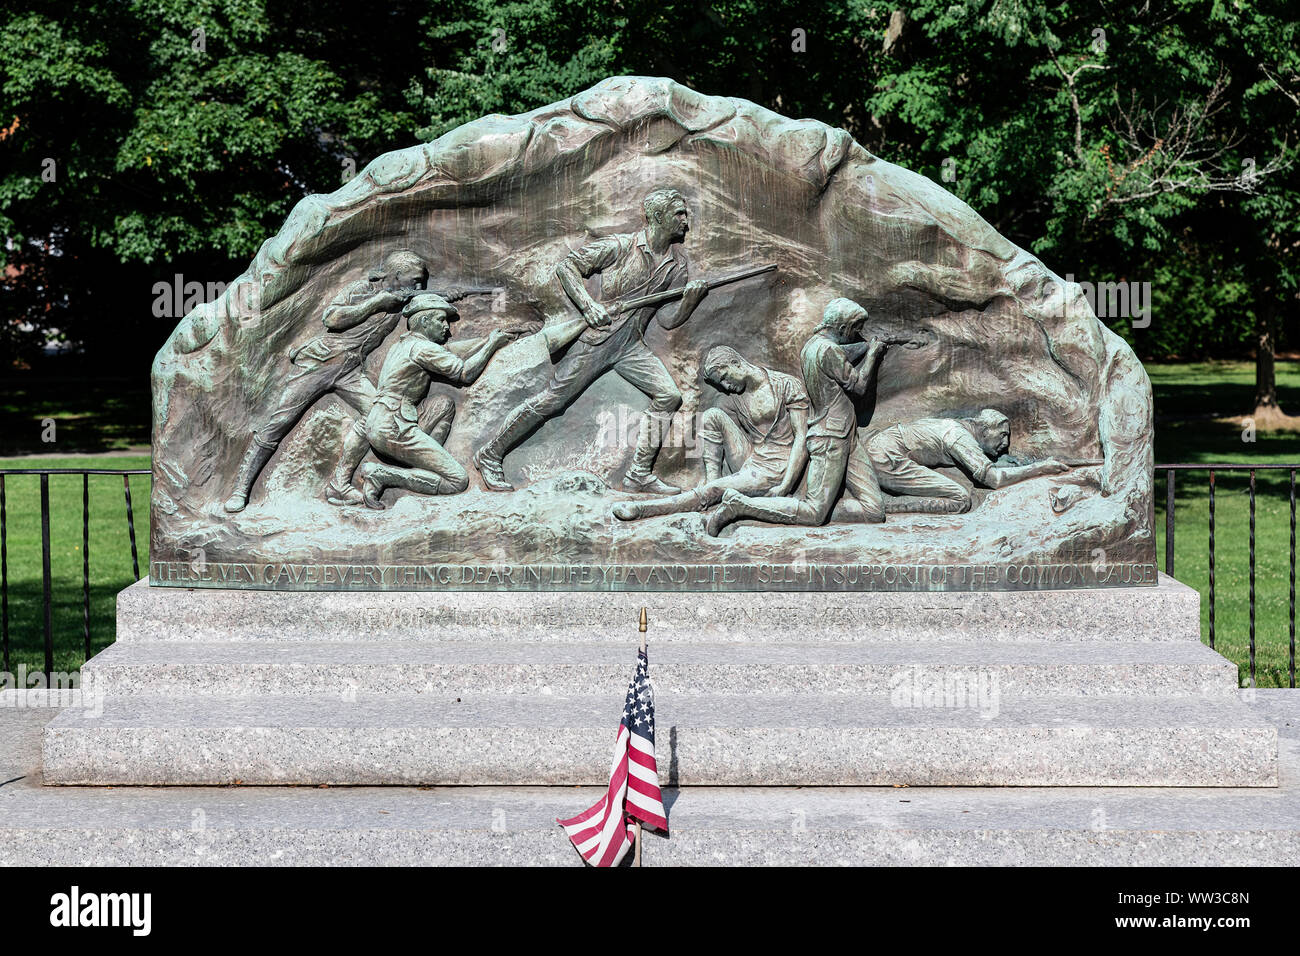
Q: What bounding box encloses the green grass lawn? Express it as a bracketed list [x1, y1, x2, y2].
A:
[0, 377, 151, 456]
[1, 456, 151, 675]
[1151, 360, 1300, 688]
[1, 360, 1299, 685]
[1147, 358, 1300, 421]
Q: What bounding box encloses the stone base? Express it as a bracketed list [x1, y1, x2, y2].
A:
[8, 695, 1300, 866]
[41, 574, 1276, 788]
[43, 693, 1274, 787]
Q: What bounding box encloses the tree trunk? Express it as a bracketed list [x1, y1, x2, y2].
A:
[1255, 306, 1277, 408]
[1253, 300, 1290, 427]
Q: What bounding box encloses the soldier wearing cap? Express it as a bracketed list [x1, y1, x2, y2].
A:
[705, 298, 893, 536]
[223, 250, 428, 513]
[355, 292, 515, 507]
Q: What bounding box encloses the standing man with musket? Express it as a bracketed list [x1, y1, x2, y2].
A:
[474, 188, 709, 494]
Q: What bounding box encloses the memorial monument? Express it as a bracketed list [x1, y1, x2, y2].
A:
[143, 75, 1155, 593]
[42, 78, 1273, 814]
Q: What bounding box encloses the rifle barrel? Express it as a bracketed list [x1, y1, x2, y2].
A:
[438, 286, 498, 302]
[615, 264, 776, 314]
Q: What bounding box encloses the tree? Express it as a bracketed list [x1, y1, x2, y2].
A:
[863, 1, 1298, 419]
[0, 0, 427, 370]
[2, 0, 1297, 405]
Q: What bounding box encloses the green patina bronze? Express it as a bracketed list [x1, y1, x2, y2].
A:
[147, 76, 1156, 592]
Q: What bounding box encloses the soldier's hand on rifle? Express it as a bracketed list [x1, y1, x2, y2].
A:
[1036, 458, 1070, 475]
[374, 287, 408, 310]
[682, 279, 708, 306]
[880, 332, 928, 349]
[583, 303, 613, 329]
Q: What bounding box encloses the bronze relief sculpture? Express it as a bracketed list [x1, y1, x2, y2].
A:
[148, 76, 1156, 591]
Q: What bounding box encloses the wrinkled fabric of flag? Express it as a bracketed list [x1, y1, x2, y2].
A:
[558, 648, 668, 866]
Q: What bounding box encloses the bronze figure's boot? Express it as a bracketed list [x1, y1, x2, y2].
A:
[326, 425, 370, 506]
[474, 404, 543, 492]
[705, 488, 796, 536]
[622, 412, 681, 494]
[613, 487, 704, 521]
[358, 462, 390, 509]
[361, 462, 443, 509]
[224, 435, 277, 513]
[388, 468, 444, 498]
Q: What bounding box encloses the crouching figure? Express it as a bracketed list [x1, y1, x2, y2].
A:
[613, 346, 809, 521]
[358, 293, 514, 508]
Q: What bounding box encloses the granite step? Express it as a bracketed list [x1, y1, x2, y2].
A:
[10, 694, 1300, 866]
[78, 639, 1241, 698]
[7, 780, 1300, 867]
[113, 575, 1201, 644]
[42, 691, 1277, 787]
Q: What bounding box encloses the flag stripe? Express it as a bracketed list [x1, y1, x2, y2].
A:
[558, 647, 666, 865]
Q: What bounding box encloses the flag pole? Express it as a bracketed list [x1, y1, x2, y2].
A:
[634, 606, 647, 868]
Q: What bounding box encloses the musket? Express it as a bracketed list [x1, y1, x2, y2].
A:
[539, 264, 777, 356]
[613, 263, 776, 314]
[437, 286, 498, 303]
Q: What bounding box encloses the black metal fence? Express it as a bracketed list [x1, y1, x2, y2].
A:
[1, 464, 1298, 688]
[1161, 463, 1297, 689]
[0, 468, 149, 677]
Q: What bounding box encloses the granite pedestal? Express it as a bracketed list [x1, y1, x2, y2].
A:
[41, 575, 1276, 788]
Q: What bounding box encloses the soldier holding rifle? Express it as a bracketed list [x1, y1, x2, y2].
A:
[475, 187, 772, 494]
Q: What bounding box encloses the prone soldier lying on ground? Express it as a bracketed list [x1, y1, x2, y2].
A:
[865, 410, 1070, 514]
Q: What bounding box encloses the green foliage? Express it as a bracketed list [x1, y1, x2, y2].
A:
[404, 1, 624, 141]
[1, 0, 1296, 372]
[864, 1, 1299, 362]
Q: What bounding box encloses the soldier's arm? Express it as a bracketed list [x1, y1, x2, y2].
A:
[770, 405, 809, 498]
[949, 428, 1067, 488]
[556, 259, 606, 327]
[322, 289, 405, 331]
[556, 237, 620, 328]
[981, 458, 1070, 489]
[840, 341, 871, 363]
[454, 330, 514, 385]
[660, 258, 707, 330]
[827, 340, 887, 396]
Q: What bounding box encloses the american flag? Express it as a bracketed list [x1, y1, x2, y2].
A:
[558, 647, 668, 866]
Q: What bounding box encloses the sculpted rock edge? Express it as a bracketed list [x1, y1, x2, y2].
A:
[148, 75, 1155, 592]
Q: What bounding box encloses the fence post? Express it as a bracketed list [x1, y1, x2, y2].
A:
[1249, 469, 1256, 688]
[1165, 468, 1175, 578]
[83, 473, 91, 662]
[1, 473, 7, 675]
[1208, 470, 1216, 650]
[40, 473, 53, 678]
[1290, 470, 1296, 689]
[123, 474, 140, 581]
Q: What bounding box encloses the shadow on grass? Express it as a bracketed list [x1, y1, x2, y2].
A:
[2, 577, 122, 675]
[0, 377, 152, 455]
[1148, 359, 1300, 422]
